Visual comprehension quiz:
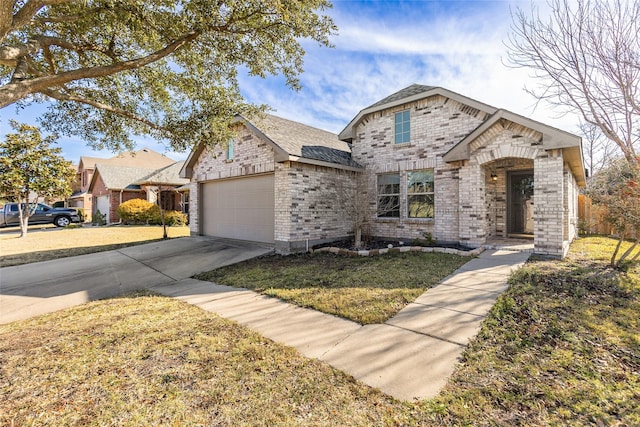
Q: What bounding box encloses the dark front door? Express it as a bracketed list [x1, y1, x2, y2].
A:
[508, 171, 534, 236]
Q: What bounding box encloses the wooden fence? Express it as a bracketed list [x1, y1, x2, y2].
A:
[578, 194, 613, 235]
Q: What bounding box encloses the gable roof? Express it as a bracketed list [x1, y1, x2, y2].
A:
[338, 84, 498, 142]
[79, 148, 175, 171]
[135, 161, 189, 186]
[443, 109, 586, 186]
[181, 113, 361, 178]
[88, 164, 156, 191]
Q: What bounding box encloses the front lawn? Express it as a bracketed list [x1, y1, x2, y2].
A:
[0, 292, 414, 426]
[0, 225, 190, 267]
[0, 237, 638, 425]
[195, 251, 469, 324]
[430, 236, 640, 425]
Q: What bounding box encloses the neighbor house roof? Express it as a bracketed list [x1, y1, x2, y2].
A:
[338, 84, 498, 142]
[135, 161, 189, 186]
[88, 164, 157, 191]
[181, 113, 362, 179]
[79, 148, 175, 172]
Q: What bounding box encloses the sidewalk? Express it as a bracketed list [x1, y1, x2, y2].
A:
[152, 249, 530, 401]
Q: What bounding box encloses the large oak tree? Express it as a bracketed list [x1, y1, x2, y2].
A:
[0, 0, 336, 152]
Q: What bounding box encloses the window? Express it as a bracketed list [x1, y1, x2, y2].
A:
[227, 138, 234, 160]
[394, 110, 410, 144]
[407, 169, 434, 218]
[377, 174, 400, 217]
[182, 192, 189, 214]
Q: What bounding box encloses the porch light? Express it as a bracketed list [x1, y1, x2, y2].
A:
[491, 174, 498, 181]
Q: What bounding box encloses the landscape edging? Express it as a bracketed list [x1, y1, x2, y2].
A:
[312, 245, 484, 257]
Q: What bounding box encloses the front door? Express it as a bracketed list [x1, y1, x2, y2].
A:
[508, 171, 534, 236]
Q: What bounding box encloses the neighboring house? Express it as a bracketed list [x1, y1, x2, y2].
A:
[69, 148, 176, 221]
[88, 161, 189, 224]
[181, 85, 585, 258]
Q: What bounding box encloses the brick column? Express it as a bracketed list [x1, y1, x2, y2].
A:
[458, 163, 487, 246]
[534, 151, 564, 257]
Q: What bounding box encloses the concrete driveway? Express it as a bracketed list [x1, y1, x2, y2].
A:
[0, 237, 273, 325]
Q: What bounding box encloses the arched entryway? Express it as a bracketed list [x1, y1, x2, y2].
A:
[483, 158, 534, 240]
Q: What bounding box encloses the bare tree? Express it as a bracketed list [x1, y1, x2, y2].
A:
[506, 0, 640, 163]
[578, 121, 615, 178]
[332, 169, 399, 249]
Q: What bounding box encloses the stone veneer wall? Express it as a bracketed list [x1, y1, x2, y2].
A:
[274, 162, 357, 253]
[188, 125, 276, 236]
[350, 95, 487, 243]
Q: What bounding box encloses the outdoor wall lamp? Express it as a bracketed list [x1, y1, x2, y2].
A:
[491, 174, 498, 181]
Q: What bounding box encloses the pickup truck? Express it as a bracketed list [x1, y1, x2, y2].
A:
[0, 203, 81, 228]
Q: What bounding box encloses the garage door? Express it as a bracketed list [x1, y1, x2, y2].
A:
[201, 174, 274, 243]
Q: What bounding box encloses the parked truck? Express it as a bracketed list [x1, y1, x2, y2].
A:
[0, 203, 81, 228]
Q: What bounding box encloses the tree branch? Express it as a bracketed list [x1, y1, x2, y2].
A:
[40, 87, 170, 133]
[0, 30, 200, 108]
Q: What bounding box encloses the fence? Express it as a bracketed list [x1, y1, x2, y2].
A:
[578, 194, 613, 235]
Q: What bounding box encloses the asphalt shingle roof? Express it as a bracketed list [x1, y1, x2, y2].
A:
[135, 161, 189, 186]
[366, 84, 437, 109]
[251, 114, 361, 168]
[93, 164, 157, 190]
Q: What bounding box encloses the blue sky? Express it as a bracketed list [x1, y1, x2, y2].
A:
[0, 0, 575, 163]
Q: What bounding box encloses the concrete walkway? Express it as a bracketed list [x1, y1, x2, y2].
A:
[151, 249, 530, 401]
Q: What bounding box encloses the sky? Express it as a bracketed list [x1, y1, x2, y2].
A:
[0, 0, 579, 164]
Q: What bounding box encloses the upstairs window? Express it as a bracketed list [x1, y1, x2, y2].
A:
[227, 138, 234, 160]
[394, 110, 410, 144]
[407, 169, 434, 218]
[377, 174, 400, 217]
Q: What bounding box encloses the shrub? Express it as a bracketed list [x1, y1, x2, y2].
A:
[117, 199, 155, 224]
[147, 207, 187, 226]
[164, 210, 188, 226]
[93, 210, 107, 226]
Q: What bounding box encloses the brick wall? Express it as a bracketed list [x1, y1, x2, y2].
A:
[534, 150, 565, 257]
[350, 95, 487, 243]
[274, 162, 355, 253]
[189, 125, 276, 235]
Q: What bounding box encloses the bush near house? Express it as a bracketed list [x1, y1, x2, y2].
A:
[117, 198, 187, 226]
[117, 199, 154, 224]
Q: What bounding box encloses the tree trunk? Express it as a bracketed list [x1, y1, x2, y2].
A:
[354, 226, 362, 249]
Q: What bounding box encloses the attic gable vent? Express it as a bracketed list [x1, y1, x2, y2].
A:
[459, 105, 481, 117]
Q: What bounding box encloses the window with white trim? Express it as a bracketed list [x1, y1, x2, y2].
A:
[227, 138, 234, 160]
[377, 173, 400, 217]
[407, 169, 434, 218]
[394, 110, 410, 144]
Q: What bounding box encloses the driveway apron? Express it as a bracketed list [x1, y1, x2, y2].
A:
[0, 237, 273, 324]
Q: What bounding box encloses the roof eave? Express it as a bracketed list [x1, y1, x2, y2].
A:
[284, 155, 363, 172]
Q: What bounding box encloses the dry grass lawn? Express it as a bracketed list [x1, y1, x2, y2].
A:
[0, 225, 190, 267]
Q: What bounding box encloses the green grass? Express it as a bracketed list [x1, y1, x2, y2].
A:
[2, 237, 638, 425]
[0, 225, 190, 267]
[0, 292, 423, 426]
[195, 251, 469, 324]
[428, 236, 640, 425]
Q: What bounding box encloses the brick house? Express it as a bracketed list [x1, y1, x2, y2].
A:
[181, 85, 585, 258]
[69, 148, 177, 221]
[89, 160, 189, 224]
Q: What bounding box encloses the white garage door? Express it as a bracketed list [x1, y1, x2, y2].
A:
[201, 174, 275, 243]
[95, 195, 110, 223]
